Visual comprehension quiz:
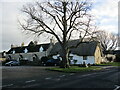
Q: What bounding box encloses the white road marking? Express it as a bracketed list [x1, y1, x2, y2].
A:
[45, 77, 52, 80]
[82, 74, 92, 77]
[59, 75, 65, 78]
[25, 80, 36, 83]
[2, 84, 13, 87]
[55, 78, 61, 81]
[70, 73, 75, 75]
[114, 85, 120, 90]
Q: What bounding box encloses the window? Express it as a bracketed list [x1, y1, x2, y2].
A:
[12, 50, 15, 54]
[69, 56, 73, 60]
[24, 48, 28, 53]
[39, 46, 44, 52]
[83, 56, 87, 60]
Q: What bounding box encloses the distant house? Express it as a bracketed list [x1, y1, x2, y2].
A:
[6, 41, 54, 62]
[50, 40, 104, 64]
[104, 50, 120, 62]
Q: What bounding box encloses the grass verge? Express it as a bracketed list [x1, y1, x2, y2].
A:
[46, 66, 102, 73]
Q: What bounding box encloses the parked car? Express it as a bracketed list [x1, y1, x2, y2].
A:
[45, 59, 60, 66]
[5, 61, 20, 66]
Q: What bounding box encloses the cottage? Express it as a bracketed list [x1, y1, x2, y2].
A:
[6, 41, 54, 62]
[50, 40, 104, 64]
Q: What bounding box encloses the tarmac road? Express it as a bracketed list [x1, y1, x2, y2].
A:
[1, 66, 120, 89]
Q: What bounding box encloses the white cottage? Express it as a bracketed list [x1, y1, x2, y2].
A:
[49, 40, 103, 64]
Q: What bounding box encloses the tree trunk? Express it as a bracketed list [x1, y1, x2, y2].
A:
[60, 47, 70, 68]
[59, 2, 70, 68]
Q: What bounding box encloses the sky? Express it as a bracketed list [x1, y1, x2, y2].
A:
[0, 0, 119, 52]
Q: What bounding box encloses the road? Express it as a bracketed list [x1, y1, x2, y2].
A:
[1, 66, 120, 89]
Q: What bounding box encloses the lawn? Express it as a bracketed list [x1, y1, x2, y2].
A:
[46, 66, 102, 73]
[98, 62, 120, 66]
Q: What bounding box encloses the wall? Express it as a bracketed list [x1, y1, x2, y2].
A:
[6, 51, 46, 62]
[51, 54, 95, 64]
[94, 46, 102, 64]
[69, 54, 95, 64]
[6, 54, 19, 61]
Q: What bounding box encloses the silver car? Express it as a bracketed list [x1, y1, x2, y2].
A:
[5, 61, 20, 66]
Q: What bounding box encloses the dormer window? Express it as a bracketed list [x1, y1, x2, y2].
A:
[24, 48, 28, 53]
[39, 46, 44, 52]
[12, 50, 15, 54]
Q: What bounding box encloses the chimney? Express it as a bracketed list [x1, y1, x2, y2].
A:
[11, 44, 14, 48]
[34, 41, 38, 45]
[50, 39, 53, 44]
[50, 38, 56, 45]
[79, 35, 83, 42]
[21, 42, 24, 47]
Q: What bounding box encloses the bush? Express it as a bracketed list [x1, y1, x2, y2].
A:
[79, 64, 86, 67]
[101, 62, 107, 64]
[23, 61, 41, 66]
[41, 57, 49, 63]
[115, 54, 120, 62]
[87, 63, 91, 67]
[106, 57, 113, 62]
[20, 60, 29, 65]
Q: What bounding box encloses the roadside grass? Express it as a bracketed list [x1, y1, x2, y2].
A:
[98, 62, 120, 66]
[46, 66, 102, 73]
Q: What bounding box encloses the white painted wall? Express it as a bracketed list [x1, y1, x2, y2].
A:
[69, 54, 95, 64]
[51, 54, 95, 64]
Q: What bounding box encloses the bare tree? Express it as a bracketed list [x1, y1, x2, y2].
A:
[19, 0, 96, 68]
[94, 30, 118, 52]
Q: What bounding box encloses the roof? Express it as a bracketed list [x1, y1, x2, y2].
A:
[49, 40, 99, 56]
[103, 50, 120, 55]
[6, 43, 50, 54]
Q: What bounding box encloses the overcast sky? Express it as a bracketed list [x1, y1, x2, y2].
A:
[0, 0, 119, 52]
